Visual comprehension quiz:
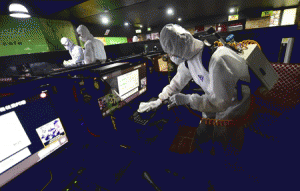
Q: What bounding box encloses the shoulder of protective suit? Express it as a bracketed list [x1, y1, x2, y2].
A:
[84, 40, 93, 46]
[213, 46, 228, 56]
[74, 45, 83, 50]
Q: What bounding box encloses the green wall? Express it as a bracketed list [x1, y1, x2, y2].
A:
[0, 15, 128, 57]
[105, 37, 128, 45]
[0, 15, 78, 57]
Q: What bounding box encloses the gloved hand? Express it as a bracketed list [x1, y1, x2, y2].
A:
[138, 99, 162, 113]
[169, 93, 192, 106]
[63, 60, 74, 67]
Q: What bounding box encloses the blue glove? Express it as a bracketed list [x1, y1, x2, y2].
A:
[169, 93, 192, 106]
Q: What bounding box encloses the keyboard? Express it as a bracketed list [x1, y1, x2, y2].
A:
[132, 111, 150, 125]
[130, 97, 161, 125]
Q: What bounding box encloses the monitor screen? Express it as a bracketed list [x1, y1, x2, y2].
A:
[0, 89, 68, 187]
[98, 63, 147, 117]
[158, 57, 168, 72]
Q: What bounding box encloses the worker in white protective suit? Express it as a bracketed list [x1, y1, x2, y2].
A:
[138, 24, 251, 152]
[60, 37, 84, 67]
[76, 25, 107, 65]
[132, 36, 139, 42]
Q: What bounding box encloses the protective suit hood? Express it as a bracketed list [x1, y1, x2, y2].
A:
[160, 24, 204, 60]
[61, 37, 75, 50]
[76, 25, 94, 42]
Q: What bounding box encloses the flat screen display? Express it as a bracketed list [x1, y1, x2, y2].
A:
[98, 63, 147, 117]
[0, 89, 68, 187]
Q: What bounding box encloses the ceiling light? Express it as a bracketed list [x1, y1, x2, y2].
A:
[9, 3, 31, 18]
[9, 3, 29, 13]
[230, 8, 235, 13]
[124, 22, 129, 26]
[178, 17, 182, 21]
[136, 29, 142, 34]
[9, 13, 31, 18]
[167, 8, 174, 15]
[102, 16, 109, 24]
[140, 25, 143, 28]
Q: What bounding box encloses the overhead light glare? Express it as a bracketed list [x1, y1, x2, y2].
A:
[167, 8, 174, 15]
[9, 13, 31, 18]
[9, 3, 29, 13]
[124, 22, 129, 26]
[230, 8, 235, 13]
[102, 16, 109, 24]
[147, 27, 151, 31]
[136, 29, 142, 34]
[9, 3, 31, 18]
[178, 17, 182, 21]
[140, 25, 143, 28]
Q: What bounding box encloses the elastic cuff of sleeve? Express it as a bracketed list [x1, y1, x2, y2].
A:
[188, 94, 194, 107]
[156, 99, 163, 105]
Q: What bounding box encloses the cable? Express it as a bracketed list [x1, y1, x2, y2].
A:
[40, 170, 52, 191]
[241, 40, 261, 50]
[80, 116, 101, 137]
[111, 115, 117, 130]
[87, 126, 101, 137]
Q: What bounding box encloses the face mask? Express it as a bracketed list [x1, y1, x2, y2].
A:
[170, 56, 185, 65]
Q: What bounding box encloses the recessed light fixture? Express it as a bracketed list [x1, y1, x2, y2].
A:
[124, 22, 129, 26]
[9, 3, 31, 18]
[102, 16, 109, 24]
[230, 8, 235, 13]
[167, 8, 174, 15]
[178, 17, 182, 21]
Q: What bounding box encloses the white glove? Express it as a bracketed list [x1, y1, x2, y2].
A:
[138, 99, 162, 113]
[63, 60, 75, 67]
[169, 93, 192, 106]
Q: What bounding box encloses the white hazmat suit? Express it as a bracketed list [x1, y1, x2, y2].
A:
[61, 37, 84, 67]
[132, 36, 139, 42]
[138, 24, 251, 149]
[76, 25, 107, 64]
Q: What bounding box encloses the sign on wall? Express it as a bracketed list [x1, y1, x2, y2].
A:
[0, 15, 49, 57]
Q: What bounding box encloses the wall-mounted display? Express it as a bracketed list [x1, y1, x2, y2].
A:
[228, 15, 239, 21]
[151, 33, 159, 40]
[245, 17, 270, 29]
[281, 8, 297, 26]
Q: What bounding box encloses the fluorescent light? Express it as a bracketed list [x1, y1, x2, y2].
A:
[178, 17, 182, 21]
[124, 22, 129, 26]
[9, 13, 31, 18]
[167, 8, 174, 15]
[230, 8, 235, 13]
[9, 3, 31, 18]
[101, 17, 109, 24]
[9, 3, 29, 13]
[136, 29, 142, 34]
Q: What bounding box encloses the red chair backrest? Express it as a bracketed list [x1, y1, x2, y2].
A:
[253, 63, 300, 113]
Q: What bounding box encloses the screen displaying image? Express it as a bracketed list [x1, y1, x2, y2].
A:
[0, 89, 68, 187]
[98, 63, 147, 117]
[36, 119, 65, 147]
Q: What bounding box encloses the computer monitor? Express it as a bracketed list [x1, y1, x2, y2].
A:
[0, 88, 68, 187]
[98, 62, 147, 117]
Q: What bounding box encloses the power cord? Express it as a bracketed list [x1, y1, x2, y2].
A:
[40, 170, 52, 191]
